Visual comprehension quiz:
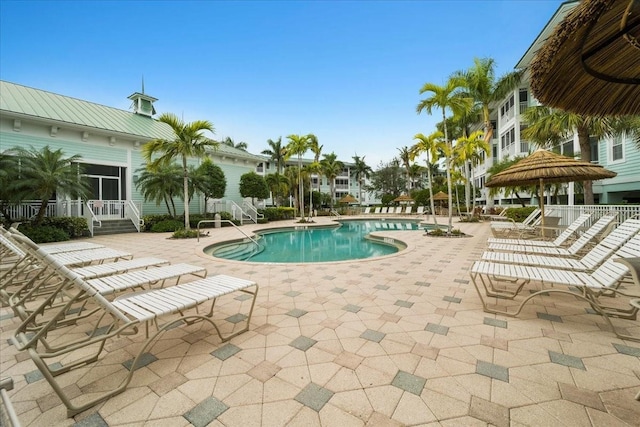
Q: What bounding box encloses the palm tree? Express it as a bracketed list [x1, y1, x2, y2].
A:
[397, 146, 412, 194]
[265, 173, 289, 207]
[486, 155, 530, 207]
[320, 152, 344, 209]
[220, 137, 248, 151]
[351, 154, 372, 205]
[10, 146, 91, 225]
[142, 112, 217, 230]
[285, 134, 310, 218]
[454, 130, 488, 214]
[454, 57, 523, 143]
[261, 137, 286, 174]
[308, 134, 323, 192]
[417, 79, 471, 232]
[522, 107, 640, 204]
[135, 163, 182, 217]
[411, 131, 445, 225]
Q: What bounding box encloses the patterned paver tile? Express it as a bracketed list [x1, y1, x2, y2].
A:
[183, 397, 228, 427]
[391, 370, 426, 395]
[211, 344, 241, 361]
[290, 336, 317, 351]
[286, 309, 308, 318]
[122, 353, 158, 371]
[294, 383, 334, 411]
[360, 329, 386, 343]
[425, 323, 449, 336]
[549, 351, 585, 370]
[476, 360, 509, 382]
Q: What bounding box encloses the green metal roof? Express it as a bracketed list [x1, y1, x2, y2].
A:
[0, 80, 175, 140]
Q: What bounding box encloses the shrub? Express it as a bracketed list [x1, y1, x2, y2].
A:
[41, 217, 89, 237]
[142, 214, 174, 232]
[262, 207, 295, 221]
[171, 228, 200, 239]
[19, 225, 70, 243]
[150, 219, 184, 233]
[505, 206, 537, 223]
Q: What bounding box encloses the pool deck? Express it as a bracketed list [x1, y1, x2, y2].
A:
[1, 216, 639, 426]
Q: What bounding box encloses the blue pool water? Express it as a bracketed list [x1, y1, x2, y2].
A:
[206, 219, 419, 263]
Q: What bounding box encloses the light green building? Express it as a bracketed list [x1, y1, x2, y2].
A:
[0, 80, 265, 232]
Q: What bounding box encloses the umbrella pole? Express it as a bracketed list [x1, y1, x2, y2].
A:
[539, 178, 545, 229]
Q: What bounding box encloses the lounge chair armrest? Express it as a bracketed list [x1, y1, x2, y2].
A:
[615, 257, 640, 289]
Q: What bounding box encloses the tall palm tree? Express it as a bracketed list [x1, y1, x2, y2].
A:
[10, 146, 92, 225]
[261, 137, 286, 174]
[285, 134, 310, 218]
[308, 134, 323, 192]
[411, 131, 445, 225]
[142, 112, 217, 230]
[454, 57, 523, 143]
[417, 79, 471, 232]
[522, 107, 640, 204]
[397, 146, 412, 194]
[320, 152, 344, 209]
[265, 173, 289, 207]
[351, 154, 372, 205]
[135, 163, 182, 217]
[454, 130, 488, 214]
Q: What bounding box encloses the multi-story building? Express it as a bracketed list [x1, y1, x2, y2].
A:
[472, 0, 640, 207]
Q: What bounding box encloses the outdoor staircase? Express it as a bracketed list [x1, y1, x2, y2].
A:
[93, 219, 138, 236]
[212, 242, 262, 261]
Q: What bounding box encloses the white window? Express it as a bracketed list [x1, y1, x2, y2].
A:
[610, 134, 624, 162]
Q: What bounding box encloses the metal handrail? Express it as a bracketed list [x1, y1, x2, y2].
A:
[84, 201, 101, 237]
[197, 219, 259, 246]
[126, 200, 143, 232]
[330, 210, 341, 217]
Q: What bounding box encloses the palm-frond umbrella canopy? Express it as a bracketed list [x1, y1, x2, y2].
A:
[530, 0, 640, 116]
[485, 149, 617, 227]
[432, 191, 449, 201]
[393, 194, 414, 203]
[338, 194, 358, 204]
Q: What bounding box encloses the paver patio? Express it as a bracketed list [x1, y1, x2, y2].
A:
[1, 217, 639, 426]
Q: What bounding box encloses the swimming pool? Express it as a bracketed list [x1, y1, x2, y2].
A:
[205, 219, 419, 263]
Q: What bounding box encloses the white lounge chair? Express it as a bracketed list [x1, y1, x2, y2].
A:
[470, 233, 640, 341]
[481, 218, 640, 272]
[404, 206, 413, 215]
[38, 241, 105, 254]
[380, 207, 388, 214]
[374, 207, 381, 214]
[487, 212, 617, 256]
[416, 206, 425, 216]
[487, 213, 593, 247]
[11, 239, 258, 416]
[490, 208, 542, 237]
[363, 207, 371, 214]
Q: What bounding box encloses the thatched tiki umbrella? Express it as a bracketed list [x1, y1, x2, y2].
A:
[530, 0, 640, 116]
[431, 191, 449, 215]
[393, 194, 414, 204]
[338, 194, 358, 204]
[485, 149, 617, 227]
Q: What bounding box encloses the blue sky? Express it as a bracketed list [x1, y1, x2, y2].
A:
[1, 0, 565, 168]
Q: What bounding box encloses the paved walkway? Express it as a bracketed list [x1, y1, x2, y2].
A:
[1, 217, 639, 426]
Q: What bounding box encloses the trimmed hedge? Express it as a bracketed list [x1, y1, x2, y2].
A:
[19, 225, 70, 243]
[41, 217, 89, 238]
[150, 219, 184, 233]
[261, 207, 295, 221]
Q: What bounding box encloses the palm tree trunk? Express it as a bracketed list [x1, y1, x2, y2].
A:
[182, 156, 190, 230]
[34, 199, 48, 225]
[427, 167, 438, 226]
[464, 161, 471, 214]
[298, 155, 303, 218]
[577, 126, 594, 205]
[442, 108, 453, 233]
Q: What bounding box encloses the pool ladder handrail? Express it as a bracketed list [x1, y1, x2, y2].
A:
[197, 219, 259, 246]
